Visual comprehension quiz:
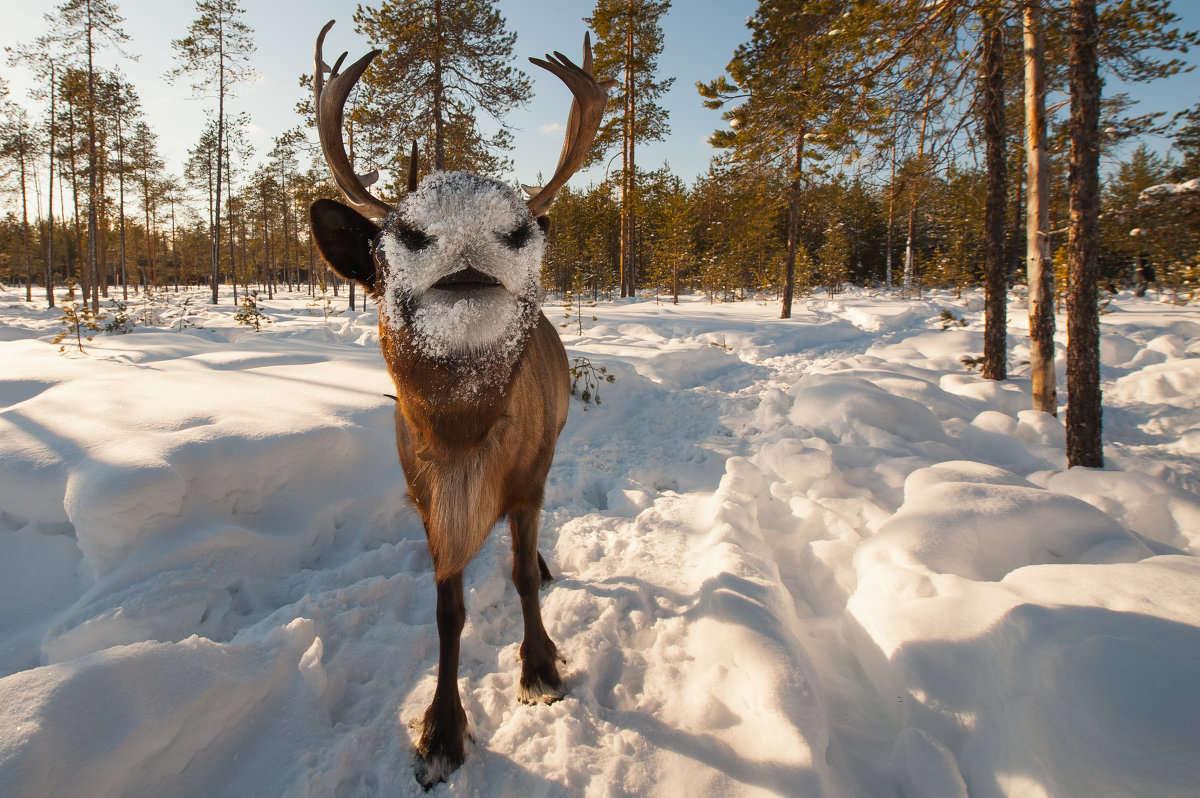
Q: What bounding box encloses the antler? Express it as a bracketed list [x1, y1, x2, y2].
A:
[525, 34, 614, 218]
[314, 20, 393, 221]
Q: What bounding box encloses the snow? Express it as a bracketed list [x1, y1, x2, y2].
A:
[1140, 177, 1200, 200]
[378, 172, 544, 363]
[1, 285, 1198, 797]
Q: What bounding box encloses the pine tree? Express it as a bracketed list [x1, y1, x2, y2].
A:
[700, 1, 880, 318]
[168, 0, 256, 305]
[1171, 102, 1200, 178]
[0, 102, 39, 303]
[128, 121, 166, 287]
[351, 0, 531, 178]
[53, 284, 106, 353]
[6, 42, 67, 307]
[817, 221, 850, 294]
[45, 0, 131, 312]
[586, 0, 672, 298]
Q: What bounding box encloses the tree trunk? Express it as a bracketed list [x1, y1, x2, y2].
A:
[886, 141, 896, 288]
[212, 12, 226, 304]
[85, 2, 100, 312]
[903, 84, 933, 294]
[782, 132, 805, 319]
[143, 168, 155, 287]
[171, 197, 179, 291]
[1024, 1, 1056, 414]
[981, 2, 1008, 382]
[19, 132, 33, 302]
[66, 85, 86, 298]
[619, 0, 636, 299]
[46, 63, 57, 307]
[117, 91, 129, 300]
[432, 0, 447, 170]
[1065, 0, 1103, 468]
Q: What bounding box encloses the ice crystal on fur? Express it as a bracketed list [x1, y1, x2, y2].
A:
[376, 172, 544, 364]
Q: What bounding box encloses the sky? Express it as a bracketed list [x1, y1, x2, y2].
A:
[2, 0, 1199, 208]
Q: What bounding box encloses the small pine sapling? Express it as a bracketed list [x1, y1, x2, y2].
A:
[172, 294, 204, 331]
[52, 285, 106, 354]
[960, 354, 988, 371]
[104, 299, 133, 334]
[307, 279, 345, 323]
[138, 287, 169, 326]
[559, 275, 598, 336]
[939, 310, 969, 329]
[568, 356, 615, 410]
[234, 290, 271, 331]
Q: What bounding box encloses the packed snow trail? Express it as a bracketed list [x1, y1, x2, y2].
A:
[1, 289, 1198, 797]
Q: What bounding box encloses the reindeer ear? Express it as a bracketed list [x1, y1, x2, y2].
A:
[310, 198, 380, 290]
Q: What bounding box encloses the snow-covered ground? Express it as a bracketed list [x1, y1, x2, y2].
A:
[1, 284, 1198, 797]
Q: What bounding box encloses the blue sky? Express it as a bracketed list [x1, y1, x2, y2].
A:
[2, 0, 1199, 206]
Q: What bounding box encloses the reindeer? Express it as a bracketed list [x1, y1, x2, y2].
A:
[307, 21, 611, 787]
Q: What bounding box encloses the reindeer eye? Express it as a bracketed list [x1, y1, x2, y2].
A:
[499, 221, 534, 250]
[396, 220, 435, 251]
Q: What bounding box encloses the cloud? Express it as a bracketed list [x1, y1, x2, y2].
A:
[539, 123, 563, 136]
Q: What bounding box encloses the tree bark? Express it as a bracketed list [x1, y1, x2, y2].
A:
[432, 0, 447, 170]
[782, 132, 805, 319]
[1024, 1, 1056, 414]
[46, 62, 57, 307]
[212, 9, 226, 304]
[1065, 0, 1103, 468]
[619, 0, 637, 298]
[18, 131, 33, 302]
[981, 2, 1008, 382]
[116, 87, 129, 300]
[85, 0, 100, 312]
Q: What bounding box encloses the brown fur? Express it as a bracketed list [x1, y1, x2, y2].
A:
[381, 314, 569, 579]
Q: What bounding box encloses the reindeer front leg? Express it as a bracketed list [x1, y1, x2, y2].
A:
[509, 507, 565, 704]
[415, 572, 468, 788]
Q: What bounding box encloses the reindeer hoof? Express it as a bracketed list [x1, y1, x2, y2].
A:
[414, 750, 463, 790]
[518, 651, 566, 704]
[413, 702, 468, 789]
[519, 675, 567, 705]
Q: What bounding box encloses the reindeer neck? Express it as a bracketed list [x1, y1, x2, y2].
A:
[381, 326, 529, 451]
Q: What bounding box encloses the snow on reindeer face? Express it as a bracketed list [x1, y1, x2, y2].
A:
[374, 172, 546, 361]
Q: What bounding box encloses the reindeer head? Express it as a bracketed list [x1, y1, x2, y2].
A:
[309, 20, 610, 363]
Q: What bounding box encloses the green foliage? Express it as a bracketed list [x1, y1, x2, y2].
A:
[351, 0, 530, 178]
[138, 287, 169, 326]
[960, 354, 987, 372]
[52, 286, 106, 354]
[103, 299, 133, 334]
[939, 309, 968, 330]
[171, 294, 205, 331]
[560, 277, 599, 337]
[817, 221, 850, 294]
[234, 290, 271, 331]
[585, 0, 674, 164]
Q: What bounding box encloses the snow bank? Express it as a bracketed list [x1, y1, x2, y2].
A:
[1, 287, 1198, 797]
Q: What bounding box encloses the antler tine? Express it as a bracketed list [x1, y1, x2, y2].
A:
[314, 20, 393, 221]
[525, 33, 612, 218]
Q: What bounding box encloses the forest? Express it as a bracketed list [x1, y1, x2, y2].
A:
[0, 1, 1197, 309]
[3, 3, 1200, 794]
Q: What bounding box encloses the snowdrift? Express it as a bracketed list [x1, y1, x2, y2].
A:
[1, 287, 1198, 797]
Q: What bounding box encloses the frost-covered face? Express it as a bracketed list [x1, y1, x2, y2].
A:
[374, 172, 545, 361]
